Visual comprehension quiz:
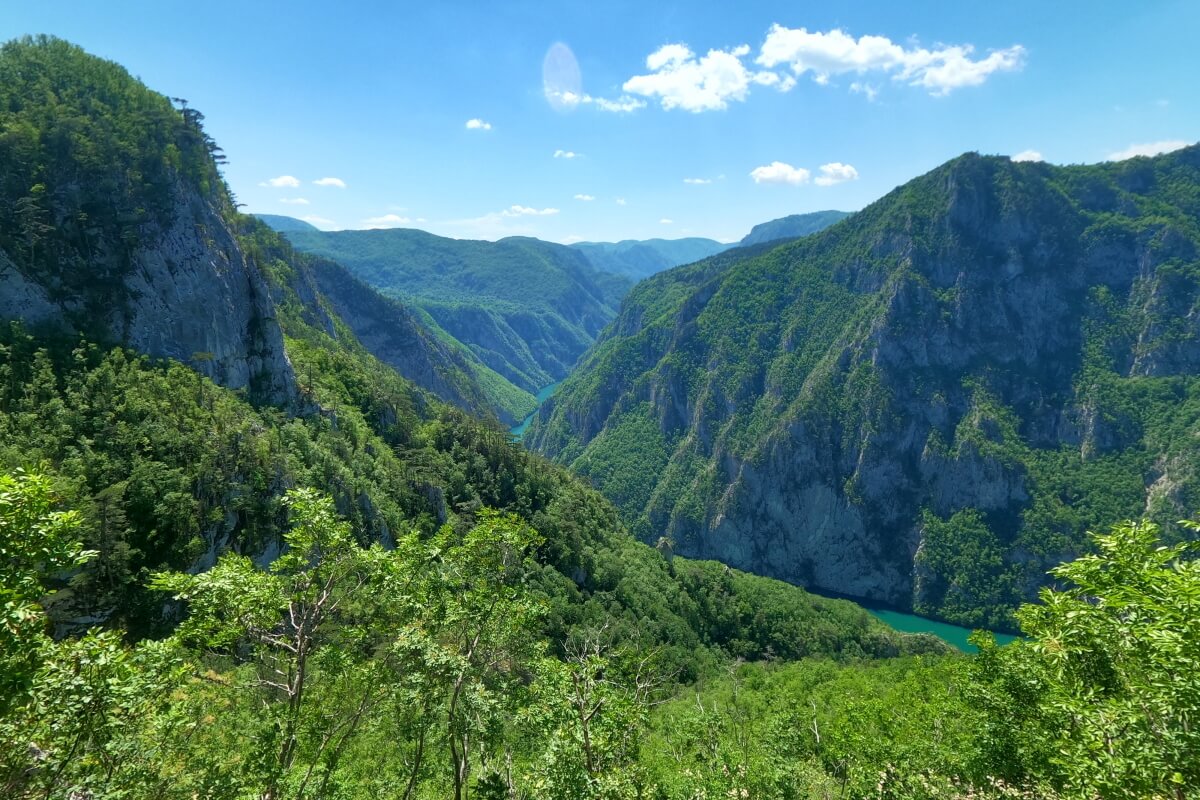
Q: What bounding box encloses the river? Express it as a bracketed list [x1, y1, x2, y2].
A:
[510, 381, 560, 439]
[867, 608, 1018, 652]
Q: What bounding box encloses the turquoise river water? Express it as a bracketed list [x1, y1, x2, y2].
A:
[509, 381, 560, 439]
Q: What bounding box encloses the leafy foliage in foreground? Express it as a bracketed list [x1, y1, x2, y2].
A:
[2, 480, 1196, 798]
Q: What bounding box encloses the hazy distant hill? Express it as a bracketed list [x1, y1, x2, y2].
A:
[739, 210, 851, 246]
[253, 213, 319, 233]
[570, 237, 731, 280]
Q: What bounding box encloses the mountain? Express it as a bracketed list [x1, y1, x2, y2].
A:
[570, 237, 731, 281]
[738, 210, 852, 246]
[276, 226, 631, 401]
[528, 145, 1200, 629]
[252, 213, 319, 233]
[0, 35, 933, 659]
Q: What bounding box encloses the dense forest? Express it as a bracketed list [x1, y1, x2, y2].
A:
[0, 34, 1198, 799]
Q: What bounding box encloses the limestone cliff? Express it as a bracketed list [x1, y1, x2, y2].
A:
[530, 146, 1200, 627]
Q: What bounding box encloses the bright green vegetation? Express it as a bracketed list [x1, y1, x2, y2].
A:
[569, 237, 730, 281]
[277, 225, 630, 399]
[530, 144, 1200, 630]
[4, 475, 1197, 798]
[3, 34, 1200, 799]
[738, 209, 851, 246]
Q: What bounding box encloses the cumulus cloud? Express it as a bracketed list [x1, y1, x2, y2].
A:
[554, 149, 581, 159]
[279, 197, 310, 205]
[574, 194, 595, 201]
[756, 25, 1024, 96]
[1012, 149, 1044, 162]
[360, 214, 412, 228]
[814, 162, 859, 186]
[500, 205, 559, 217]
[259, 175, 301, 188]
[750, 161, 811, 185]
[465, 118, 492, 130]
[683, 177, 712, 184]
[313, 177, 347, 188]
[623, 43, 783, 112]
[1106, 140, 1190, 161]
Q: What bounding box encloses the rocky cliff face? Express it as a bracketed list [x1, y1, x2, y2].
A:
[530, 146, 1200, 627]
[0, 176, 298, 405]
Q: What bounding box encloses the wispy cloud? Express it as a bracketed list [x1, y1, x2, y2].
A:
[360, 214, 413, 228]
[659, 218, 674, 224]
[1106, 140, 1190, 161]
[615, 197, 627, 206]
[300, 215, 336, 228]
[279, 197, 310, 205]
[554, 149, 581, 159]
[750, 161, 810, 185]
[683, 177, 712, 185]
[259, 175, 300, 188]
[574, 194, 595, 201]
[544, 89, 646, 114]
[465, 118, 492, 131]
[313, 177, 347, 188]
[501, 205, 559, 217]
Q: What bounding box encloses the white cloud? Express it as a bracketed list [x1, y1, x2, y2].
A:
[750, 161, 811, 185]
[360, 214, 412, 228]
[279, 197, 310, 205]
[624, 42, 782, 112]
[683, 177, 712, 185]
[300, 215, 336, 228]
[465, 118, 492, 130]
[1106, 140, 1190, 161]
[1012, 149, 1044, 162]
[259, 175, 301, 188]
[756, 25, 1024, 96]
[615, 197, 627, 206]
[574, 194, 595, 201]
[313, 177, 347, 188]
[814, 162, 859, 186]
[561, 234, 586, 245]
[659, 218, 674, 224]
[501, 205, 559, 217]
[554, 149, 581, 159]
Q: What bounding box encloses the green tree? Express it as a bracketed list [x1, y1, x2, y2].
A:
[971, 518, 1200, 799]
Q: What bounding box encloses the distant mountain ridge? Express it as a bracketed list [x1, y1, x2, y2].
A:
[739, 210, 851, 246]
[570, 237, 731, 281]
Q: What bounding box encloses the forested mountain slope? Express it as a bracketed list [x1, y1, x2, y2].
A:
[279, 226, 630, 398]
[529, 145, 1200, 628]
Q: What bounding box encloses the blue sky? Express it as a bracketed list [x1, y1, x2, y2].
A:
[3, 1, 1197, 243]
